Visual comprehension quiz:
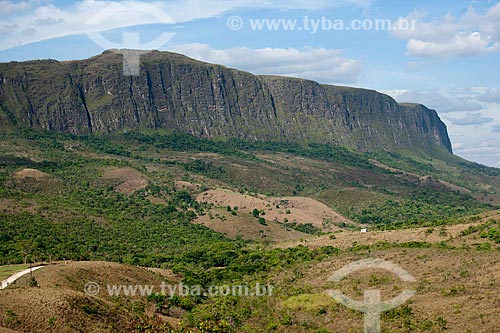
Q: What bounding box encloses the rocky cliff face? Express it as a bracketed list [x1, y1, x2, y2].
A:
[0, 50, 452, 153]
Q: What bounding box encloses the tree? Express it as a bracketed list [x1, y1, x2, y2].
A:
[16, 240, 37, 264]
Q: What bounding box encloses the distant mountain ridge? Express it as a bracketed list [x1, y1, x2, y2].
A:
[0, 50, 452, 154]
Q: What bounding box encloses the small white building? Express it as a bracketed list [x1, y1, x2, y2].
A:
[360, 228, 368, 233]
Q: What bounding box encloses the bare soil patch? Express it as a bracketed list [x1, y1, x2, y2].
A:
[12, 168, 50, 180]
[174, 180, 201, 191]
[101, 167, 148, 195]
[197, 188, 352, 233]
[194, 208, 307, 242]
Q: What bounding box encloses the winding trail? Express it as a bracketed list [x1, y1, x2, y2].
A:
[0, 266, 44, 290]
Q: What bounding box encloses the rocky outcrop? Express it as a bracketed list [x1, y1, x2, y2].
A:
[0, 50, 452, 154]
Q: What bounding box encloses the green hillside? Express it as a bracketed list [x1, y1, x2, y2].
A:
[1, 129, 498, 267]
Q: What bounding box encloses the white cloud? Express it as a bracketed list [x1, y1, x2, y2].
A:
[452, 142, 500, 167]
[445, 112, 493, 126]
[169, 43, 362, 84]
[393, 3, 500, 57]
[0, 0, 31, 15]
[0, 1, 180, 51]
[478, 88, 500, 103]
[407, 32, 500, 57]
[434, 94, 500, 167]
[0, 0, 373, 51]
[382, 89, 483, 113]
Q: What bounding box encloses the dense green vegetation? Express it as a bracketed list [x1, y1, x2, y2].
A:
[353, 190, 484, 227]
[125, 130, 376, 169]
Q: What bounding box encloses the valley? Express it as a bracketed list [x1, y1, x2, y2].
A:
[0, 128, 499, 332]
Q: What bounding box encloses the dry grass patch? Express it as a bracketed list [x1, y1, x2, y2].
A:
[0, 265, 30, 281]
[0, 261, 180, 333]
[275, 222, 483, 250]
[261, 248, 500, 333]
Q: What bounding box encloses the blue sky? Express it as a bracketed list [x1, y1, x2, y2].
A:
[1, 0, 499, 167]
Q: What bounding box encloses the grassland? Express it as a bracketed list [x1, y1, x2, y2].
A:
[0, 265, 29, 281]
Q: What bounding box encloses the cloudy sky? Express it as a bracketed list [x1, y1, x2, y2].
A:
[1, 0, 499, 167]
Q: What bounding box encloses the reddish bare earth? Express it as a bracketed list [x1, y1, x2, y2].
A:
[101, 167, 148, 195]
[195, 188, 353, 240]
